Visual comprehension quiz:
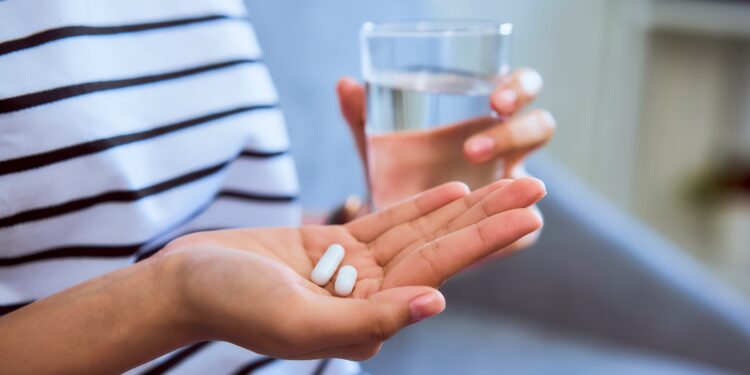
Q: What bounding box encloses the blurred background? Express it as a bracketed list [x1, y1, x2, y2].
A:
[246, 0, 750, 373]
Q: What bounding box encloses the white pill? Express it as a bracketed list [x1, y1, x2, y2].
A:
[311, 243, 345, 286]
[335, 265, 358, 297]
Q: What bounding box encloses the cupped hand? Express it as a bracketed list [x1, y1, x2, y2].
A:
[463, 68, 556, 172]
[158, 178, 545, 361]
[337, 68, 555, 250]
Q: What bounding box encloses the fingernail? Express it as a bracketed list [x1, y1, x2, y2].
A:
[455, 181, 471, 194]
[466, 136, 495, 158]
[493, 89, 517, 114]
[529, 177, 547, 196]
[537, 109, 556, 129]
[519, 70, 543, 95]
[409, 292, 441, 322]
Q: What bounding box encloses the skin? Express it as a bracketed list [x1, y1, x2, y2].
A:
[338, 68, 556, 177]
[337, 68, 556, 252]
[0, 179, 545, 374]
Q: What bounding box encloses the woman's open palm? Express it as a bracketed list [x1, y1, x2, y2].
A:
[159, 178, 544, 360]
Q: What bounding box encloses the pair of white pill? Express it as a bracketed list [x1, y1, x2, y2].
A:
[310, 243, 357, 297]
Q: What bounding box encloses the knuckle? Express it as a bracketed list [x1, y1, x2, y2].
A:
[475, 221, 493, 247]
[344, 344, 382, 361]
[408, 216, 431, 237]
[505, 109, 554, 150]
[533, 109, 557, 133]
[479, 197, 494, 218]
[461, 191, 477, 209]
[381, 207, 397, 229]
[370, 312, 397, 342]
[503, 123, 526, 150]
[418, 242, 445, 279]
[519, 207, 544, 232]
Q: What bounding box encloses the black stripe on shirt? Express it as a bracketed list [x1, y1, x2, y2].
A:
[219, 189, 297, 202]
[231, 357, 277, 375]
[0, 191, 298, 266]
[0, 158, 232, 229]
[0, 14, 241, 57]
[0, 59, 258, 114]
[140, 342, 212, 375]
[0, 243, 140, 266]
[134, 226, 229, 263]
[0, 104, 278, 177]
[239, 149, 289, 159]
[313, 359, 331, 375]
[0, 300, 32, 316]
[0, 193, 217, 267]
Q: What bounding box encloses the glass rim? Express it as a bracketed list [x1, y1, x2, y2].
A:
[361, 20, 513, 38]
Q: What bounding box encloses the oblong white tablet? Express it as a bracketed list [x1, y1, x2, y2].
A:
[334, 265, 358, 297]
[311, 243, 345, 286]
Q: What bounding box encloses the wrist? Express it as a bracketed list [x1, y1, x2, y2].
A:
[149, 250, 211, 345]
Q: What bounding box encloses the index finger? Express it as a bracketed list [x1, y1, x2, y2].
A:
[491, 67, 543, 116]
[370, 179, 513, 266]
[345, 182, 469, 243]
[382, 207, 543, 288]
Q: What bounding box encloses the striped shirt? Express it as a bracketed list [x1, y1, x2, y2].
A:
[0, 1, 357, 373]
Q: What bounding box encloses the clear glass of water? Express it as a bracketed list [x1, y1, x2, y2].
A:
[360, 21, 513, 209]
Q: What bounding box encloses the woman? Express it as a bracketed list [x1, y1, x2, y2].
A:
[0, 0, 554, 373]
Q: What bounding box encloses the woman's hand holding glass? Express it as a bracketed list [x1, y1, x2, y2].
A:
[337, 68, 555, 254]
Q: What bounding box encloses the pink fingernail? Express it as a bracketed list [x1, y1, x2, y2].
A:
[519, 70, 543, 94]
[409, 293, 441, 322]
[494, 89, 517, 113]
[466, 136, 495, 158]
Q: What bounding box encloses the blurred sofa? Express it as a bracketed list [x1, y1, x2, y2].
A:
[430, 156, 750, 374]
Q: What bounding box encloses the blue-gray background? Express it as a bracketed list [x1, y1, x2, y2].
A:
[247, 1, 430, 210]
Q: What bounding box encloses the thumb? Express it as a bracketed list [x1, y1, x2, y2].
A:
[368, 286, 446, 328]
[336, 77, 367, 163]
[306, 286, 445, 348]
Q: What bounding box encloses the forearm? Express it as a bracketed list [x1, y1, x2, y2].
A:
[0, 254, 198, 374]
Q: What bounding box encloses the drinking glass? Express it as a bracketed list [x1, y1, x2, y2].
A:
[360, 20, 513, 209]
